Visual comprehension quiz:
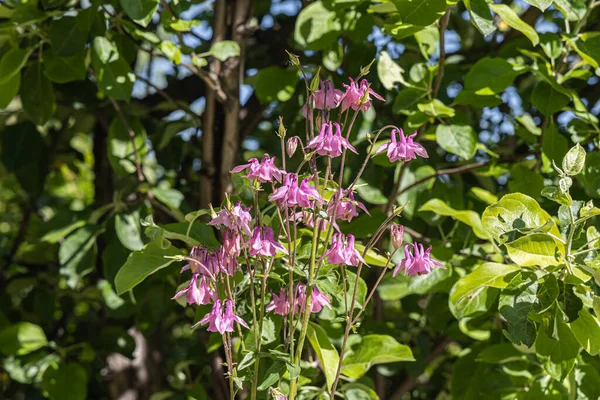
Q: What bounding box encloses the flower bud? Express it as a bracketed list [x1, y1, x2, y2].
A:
[287, 136, 299, 157]
[390, 224, 404, 249]
[278, 116, 286, 138]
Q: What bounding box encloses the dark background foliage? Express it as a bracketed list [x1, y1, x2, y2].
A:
[1, 0, 600, 399]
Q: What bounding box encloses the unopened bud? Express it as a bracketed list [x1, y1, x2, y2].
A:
[310, 67, 321, 93]
[287, 136, 299, 157]
[285, 50, 300, 66]
[390, 224, 404, 249]
[278, 116, 286, 138]
[209, 203, 217, 219]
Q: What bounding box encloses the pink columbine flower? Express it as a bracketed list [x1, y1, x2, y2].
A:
[215, 246, 238, 276]
[322, 233, 366, 267]
[390, 224, 404, 249]
[269, 173, 324, 208]
[194, 299, 249, 334]
[222, 229, 241, 257]
[301, 80, 343, 117]
[340, 78, 384, 112]
[230, 154, 284, 183]
[327, 189, 369, 223]
[172, 273, 215, 305]
[295, 284, 331, 313]
[247, 226, 288, 257]
[374, 129, 428, 163]
[266, 288, 291, 316]
[183, 246, 215, 277]
[290, 211, 329, 232]
[209, 201, 253, 236]
[393, 243, 445, 277]
[306, 122, 357, 158]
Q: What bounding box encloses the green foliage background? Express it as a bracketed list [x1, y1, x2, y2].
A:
[1, 0, 600, 399]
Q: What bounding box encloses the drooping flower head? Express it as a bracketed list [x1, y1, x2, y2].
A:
[327, 189, 369, 223]
[247, 226, 288, 257]
[374, 129, 428, 163]
[390, 224, 404, 249]
[266, 288, 291, 316]
[222, 229, 241, 257]
[209, 201, 253, 236]
[194, 299, 249, 334]
[322, 233, 366, 267]
[306, 122, 357, 158]
[269, 173, 324, 208]
[172, 273, 215, 305]
[295, 283, 331, 314]
[230, 154, 284, 183]
[290, 210, 329, 232]
[301, 80, 343, 117]
[340, 78, 384, 112]
[393, 242, 445, 277]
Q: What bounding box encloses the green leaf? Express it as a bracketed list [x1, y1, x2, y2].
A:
[476, 343, 524, 363]
[419, 199, 489, 239]
[580, 153, 600, 198]
[44, 50, 87, 83]
[257, 360, 286, 391]
[115, 242, 181, 294]
[341, 334, 414, 379]
[59, 225, 102, 288]
[570, 309, 600, 356]
[505, 233, 563, 267]
[0, 48, 31, 85]
[20, 62, 56, 125]
[210, 40, 240, 61]
[307, 322, 340, 390]
[377, 50, 404, 90]
[489, 4, 539, 46]
[91, 37, 135, 101]
[97, 280, 125, 310]
[418, 99, 455, 117]
[115, 210, 144, 251]
[577, 32, 600, 68]
[355, 178, 388, 205]
[531, 81, 570, 116]
[554, 0, 587, 21]
[481, 193, 560, 242]
[464, 57, 521, 94]
[508, 165, 544, 200]
[120, 0, 159, 27]
[378, 265, 451, 300]
[523, 0, 553, 10]
[435, 124, 477, 160]
[542, 123, 568, 166]
[450, 262, 520, 305]
[159, 41, 181, 64]
[464, 0, 496, 36]
[499, 273, 558, 346]
[152, 187, 184, 210]
[108, 116, 147, 176]
[0, 322, 48, 356]
[49, 17, 87, 57]
[0, 70, 20, 108]
[0, 123, 48, 197]
[42, 363, 88, 400]
[294, 1, 341, 50]
[393, 0, 447, 26]
[393, 87, 428, 114]
[237, 351, 255, 371]
[255, 67, 298, 104]
[562, 143, 586, 176]
[535, 317, 580, 363]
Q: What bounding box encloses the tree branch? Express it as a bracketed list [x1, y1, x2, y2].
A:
[398, 161, 487, 196]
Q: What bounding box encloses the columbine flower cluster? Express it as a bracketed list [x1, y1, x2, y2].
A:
[171, 74, 444, 400]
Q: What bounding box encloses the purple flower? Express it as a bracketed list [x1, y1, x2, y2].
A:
[322, 233, 366, 267]
[390, 224, 404, 249]
[340, 78, 384, 112]
[222, 229, 241, 257]
[246, 226, 288, 257]
[374, 129, 428, 163]
[269, 173, 324, 208]
[266, 288, 291, 316]
[172, 273, 215, 305]
[306, 122, 357, 158]
[290, 210, 329, 232]
[194, 299, 249, 334]
[315, 79, 343, 110]
[215, 246, 239, 276]
[286, 136, 300, 157]
[209, 201, 253, 236]
[230, 154, 284, 183]
[393, 243, 445, 277]
[295, 284, 331, 313]
[327, 190, 369, 223]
